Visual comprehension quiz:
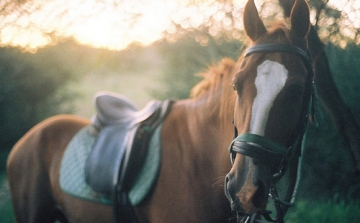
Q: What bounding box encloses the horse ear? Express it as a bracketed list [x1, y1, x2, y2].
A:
[290, 0, 310, 39]
[243, 0, 267, 41]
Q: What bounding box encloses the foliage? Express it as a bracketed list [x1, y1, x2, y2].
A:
[1, 0, 359, 51]
[285, 199, 360, 223]
[288, 43, 360, 201]
[0, 150, 8, 172]
[0, 173, 13, 223]
[325, 43, 360, 121]
[299, 112, 356, 200]
[0, 46, 77, 150]
[308, 0, 359, 47]
[0, 40, 145, 150]
[0, 202, 13, 223]
[151, 35, 243, 100]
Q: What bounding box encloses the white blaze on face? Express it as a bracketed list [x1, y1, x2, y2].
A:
[250, 60, 288, 136]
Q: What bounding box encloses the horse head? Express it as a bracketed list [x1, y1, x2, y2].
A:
[225, 0, 311, 219]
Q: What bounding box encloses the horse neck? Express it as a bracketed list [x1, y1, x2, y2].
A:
[169, 91, 235, 177]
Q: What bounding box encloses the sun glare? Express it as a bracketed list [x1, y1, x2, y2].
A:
[0, 0, 358, 51]
[0, 0, 252, 51]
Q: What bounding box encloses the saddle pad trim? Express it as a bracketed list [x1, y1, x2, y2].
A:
[60, 124, 163, 206]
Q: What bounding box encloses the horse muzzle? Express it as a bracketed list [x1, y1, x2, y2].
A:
[224, 161, 269, 215]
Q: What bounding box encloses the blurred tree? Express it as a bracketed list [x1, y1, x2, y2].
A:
[0, 0, 359, 201]
[326, 43, 360, 113]
[0, 46, 76, 150]
[279, 0, 360, 201]
[1, 0, 358, 52]
[151, 35, 243, 100]
[279, 0, 359, 46]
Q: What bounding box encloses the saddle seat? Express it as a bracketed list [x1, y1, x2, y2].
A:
[90, 91, 163, 134]
[84, 91, 173, 222]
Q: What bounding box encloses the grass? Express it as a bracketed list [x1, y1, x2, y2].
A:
[0, 150, 14, 223]
[285, 199, 360, 223]
[0, 171, 14, 223]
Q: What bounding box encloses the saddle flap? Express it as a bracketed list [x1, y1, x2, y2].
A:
[84, 123, 133, 194]
[84, 98, 173, 198]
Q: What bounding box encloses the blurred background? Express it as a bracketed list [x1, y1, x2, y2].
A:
[0, 0, 360, 222]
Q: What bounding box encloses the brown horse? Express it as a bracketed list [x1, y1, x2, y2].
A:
[7, 0, 312, 222]
[225, 0, 312, 222]
[7, 57, 237, 223]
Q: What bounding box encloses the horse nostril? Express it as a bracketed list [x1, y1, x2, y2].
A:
[252, 181, 266, 208]
[225, 174, 230, 184]
[224, 174, 234, 203]
[224, 175, 230, 194]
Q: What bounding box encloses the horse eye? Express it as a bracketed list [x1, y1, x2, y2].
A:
[232, 84, 237, 91]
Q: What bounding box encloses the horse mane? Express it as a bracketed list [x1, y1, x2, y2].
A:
[190, 21, 291, 98]
[187, 22, 292, 125]
[190, 58, 237, 125]
[190, 58, 235, 98]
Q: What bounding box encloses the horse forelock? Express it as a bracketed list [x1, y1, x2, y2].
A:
[255, 21, 309, 51]
[256, 23, 292, 45]
[190, 58, 237, 126]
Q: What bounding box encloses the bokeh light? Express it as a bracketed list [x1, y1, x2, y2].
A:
[0, 0, 358, 52]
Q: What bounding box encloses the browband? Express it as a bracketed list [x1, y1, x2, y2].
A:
[244, 44, 313, 75]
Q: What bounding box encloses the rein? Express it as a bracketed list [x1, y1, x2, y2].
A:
[229, 43, 316, 223]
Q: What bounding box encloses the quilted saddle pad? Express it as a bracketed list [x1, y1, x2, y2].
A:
[59, 124, 163, 206]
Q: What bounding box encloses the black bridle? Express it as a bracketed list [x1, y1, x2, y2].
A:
[228, 43, 316, 223]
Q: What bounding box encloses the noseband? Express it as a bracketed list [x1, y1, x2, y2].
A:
[229, 44, 315, 223]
